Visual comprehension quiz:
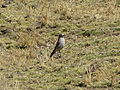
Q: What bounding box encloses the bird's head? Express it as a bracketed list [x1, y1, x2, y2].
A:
[59, 34, 65, 38]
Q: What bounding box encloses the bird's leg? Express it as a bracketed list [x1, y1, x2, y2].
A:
[58, 50, 61, 58]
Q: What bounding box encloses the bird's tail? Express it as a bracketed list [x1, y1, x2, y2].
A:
[50, 50, 55, 58]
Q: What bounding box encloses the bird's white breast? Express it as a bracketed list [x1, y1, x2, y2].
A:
[59, 37, 65, 48]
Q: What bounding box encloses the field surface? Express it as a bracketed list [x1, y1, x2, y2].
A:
[0, 0, 120, 90]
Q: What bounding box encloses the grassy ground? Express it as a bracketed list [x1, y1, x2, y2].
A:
[0, 0, 120, 90]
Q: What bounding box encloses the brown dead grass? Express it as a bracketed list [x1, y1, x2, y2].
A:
[0, 0, 120, 90]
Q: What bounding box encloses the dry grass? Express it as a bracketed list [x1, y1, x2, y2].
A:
[0, 0, 120, 89]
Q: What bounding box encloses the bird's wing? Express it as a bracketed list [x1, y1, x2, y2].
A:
[50, 38, 60, 57]
[53, 38, 60, 52]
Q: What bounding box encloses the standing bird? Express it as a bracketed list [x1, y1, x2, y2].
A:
[50, 34, 65, 58]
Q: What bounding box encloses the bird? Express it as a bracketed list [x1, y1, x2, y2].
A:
[50, 34, 65, 58]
